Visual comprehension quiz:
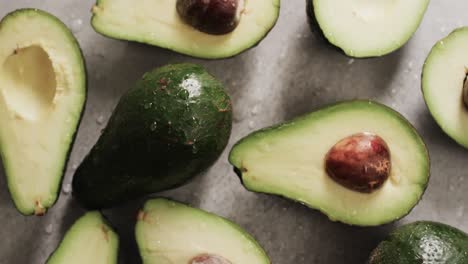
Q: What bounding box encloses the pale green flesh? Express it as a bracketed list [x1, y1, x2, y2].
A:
[229, 101, 429, 226]
[0, 9, 86, 215]
[136, 198, 270, 264]
[47, 212, 119, 264]
[313, 0, 429, 57]
[91, 0, 280, 59]
[422, 27, 468, 149]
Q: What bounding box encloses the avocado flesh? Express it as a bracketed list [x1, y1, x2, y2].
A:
[229, 101, 429, 226]
[0, 9, 86, 215]
[72, 64, 232, 209]
[369, 221, 468, 264]
[46, 212, 119, 264]
[91, 0, 280, 59]
[422, 27, 468, 149]
[310, 0, 429, 57]
[136, 198, 270, 264]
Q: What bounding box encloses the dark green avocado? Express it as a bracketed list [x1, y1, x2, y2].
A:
[369, 221, 468, 264]
[72, 63, 232, 209]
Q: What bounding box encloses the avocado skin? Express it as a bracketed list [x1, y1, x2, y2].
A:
[305, 0, 343, 54]
[369, 221, 468, 264]
[72, 63, 232, 209]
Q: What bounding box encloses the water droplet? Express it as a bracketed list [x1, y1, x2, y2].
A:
[96, 115, 105, 125]
[62, 183, 72, 195]
[456, 205, 465, 218]
[144, 102, 152, 109]
[150, 122, 157, 131]
[248, 121, 255, 129]
[71, 163, 78, 170]
[347, 59, 355, 65]
[439, 40, 445, 46]
[192, 145, 199, 154]
[391, 89, 396, 94]
[251, 105, 259, 116]
[45, 224, 53, 234]
[70, 19, 83, 34]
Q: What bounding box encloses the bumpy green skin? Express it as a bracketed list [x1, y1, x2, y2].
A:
[73, 64, 232, 209]
[369, 221, 468, 264]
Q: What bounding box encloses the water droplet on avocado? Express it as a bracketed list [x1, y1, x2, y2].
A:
[150, 122, 157, 131]
[192, 145, 199, 154]
[144, 102, 152, 109]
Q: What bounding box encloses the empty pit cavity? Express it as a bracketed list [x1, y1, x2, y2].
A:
[0, 45, 57, 120]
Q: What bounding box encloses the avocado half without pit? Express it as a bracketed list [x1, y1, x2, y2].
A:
[46, 212, 119, 264]
[0, 9, 86, 215]
[229, 101, 430, 226]
[368, 221, 468, 264]
[423, 27, 468, 149]
[306, 0, 429, 57]
[136, 198, 270, 264]
[90, 0, 280, 59]
[72, 63, 232, 209]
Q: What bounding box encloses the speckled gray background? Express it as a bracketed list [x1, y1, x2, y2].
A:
[0, 1, 467, 263]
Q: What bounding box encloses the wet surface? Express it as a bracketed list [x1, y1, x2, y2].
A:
[1, 1, 467, 263]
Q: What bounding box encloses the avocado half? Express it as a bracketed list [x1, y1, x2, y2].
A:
[90, 0, 280, 59]
[229, 100, 430, 226]
[136, 198, 270, 264]
[46, 212, 119, 264]
[369, 221, 468, 264]
[306, 0, 429, 57]
[0, 9, 86, 215]
[422, 27, 468, 149]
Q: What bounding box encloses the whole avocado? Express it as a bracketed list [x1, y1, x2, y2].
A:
[72, 63, 232, 209]
[369, 221, 468, 264]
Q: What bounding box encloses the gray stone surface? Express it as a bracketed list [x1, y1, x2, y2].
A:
[0, 1, 467, 263]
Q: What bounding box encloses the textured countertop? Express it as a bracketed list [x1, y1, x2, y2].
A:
[0, 1, 467, 263]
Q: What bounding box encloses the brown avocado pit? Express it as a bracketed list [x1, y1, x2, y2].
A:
[190, 254, 232, 264]
[325, 132, 391, 193]
[463, 74, 468, 109]
[176, 0, 243, 35]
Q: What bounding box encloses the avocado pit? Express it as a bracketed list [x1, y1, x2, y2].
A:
[176, 0, 244, 35]
[190, 254, 232, 264]
[325, 132, 391, 193]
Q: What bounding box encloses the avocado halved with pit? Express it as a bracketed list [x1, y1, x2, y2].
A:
[229, 100, 430, 226]
[307, 0, 429, 57]
[72, 63, 232, 209]
[136, 198, 270, 264]
[422, 27, 468, 149]
[90, 0, 280, 59]
[369, 221, 468, 264]
[46, 212, 119, 264]
[0, 9, 86, 215]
